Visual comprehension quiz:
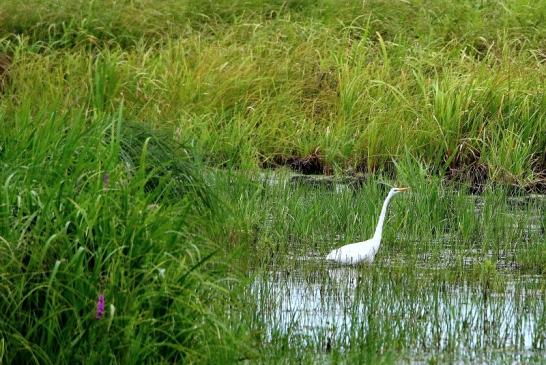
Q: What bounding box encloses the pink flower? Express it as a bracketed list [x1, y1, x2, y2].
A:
[95, 294, 105, 319]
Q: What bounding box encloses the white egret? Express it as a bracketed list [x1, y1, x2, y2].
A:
[326, 187, 409, 265]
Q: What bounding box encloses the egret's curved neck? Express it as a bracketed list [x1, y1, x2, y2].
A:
[373, 192, 395, 241]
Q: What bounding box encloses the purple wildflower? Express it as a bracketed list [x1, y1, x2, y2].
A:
[95, 294, 105, 319]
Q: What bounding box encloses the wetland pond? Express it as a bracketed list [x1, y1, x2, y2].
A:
[238, 174, 546, 363]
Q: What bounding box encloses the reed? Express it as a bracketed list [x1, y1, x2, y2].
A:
[224, 170, 545, 363]
[0, 108, 244, 363]
[0, 0, 544, 186]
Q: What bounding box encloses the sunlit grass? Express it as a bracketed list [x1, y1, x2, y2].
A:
[0, 0, 544, 185]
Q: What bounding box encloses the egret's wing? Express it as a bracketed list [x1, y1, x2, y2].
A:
[326, 239, 375, 264]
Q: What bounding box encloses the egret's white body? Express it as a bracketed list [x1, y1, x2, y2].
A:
[326, 239, 379, 265]
[326, 187, 408, 265]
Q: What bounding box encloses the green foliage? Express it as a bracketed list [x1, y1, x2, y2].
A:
[225, 172, 545, 363]
[0, 0, 544, 185]
[0, 109, 241, 363]
[0, 1, 545, 363]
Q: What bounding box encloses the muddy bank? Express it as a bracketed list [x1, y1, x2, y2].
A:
[261, 152, 546, 194]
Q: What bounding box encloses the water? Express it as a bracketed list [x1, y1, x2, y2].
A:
[251, 262, 546, 363]
[240, 173, 546, 362]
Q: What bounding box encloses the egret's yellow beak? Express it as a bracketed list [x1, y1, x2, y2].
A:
[395, 187, 410, 192]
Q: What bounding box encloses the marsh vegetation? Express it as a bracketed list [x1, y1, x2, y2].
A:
[0, 0, 545, 363]
[234, 171, 545, 363]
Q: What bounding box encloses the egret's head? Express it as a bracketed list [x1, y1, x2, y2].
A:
[391, 187, 410, 194]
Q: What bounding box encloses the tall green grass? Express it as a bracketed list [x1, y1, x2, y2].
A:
[0, 107, 245, 363]
[0, 0, 544, 186]
[215, 165, 544, 272]
[216, 168, 545, 363]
